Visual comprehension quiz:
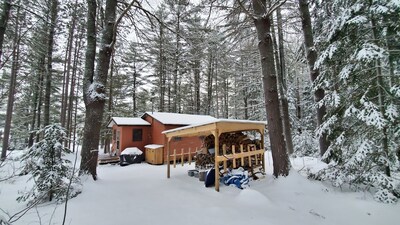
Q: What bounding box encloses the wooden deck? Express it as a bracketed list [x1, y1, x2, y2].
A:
[98, 155, 120, 165]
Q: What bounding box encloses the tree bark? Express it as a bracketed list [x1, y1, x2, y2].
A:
[276, 8, 294, 154]
[80, 0, 98, 178]
[80, 0, 117, 180]
[158, 22, 165, 112]
[252, 0, 290, 177]
[1, 3, 19, 160]
[0, 0, 11, 65]
[43, 0, 59, 126]
[299, 0, 329, 157]
[61, 0, 78, 128]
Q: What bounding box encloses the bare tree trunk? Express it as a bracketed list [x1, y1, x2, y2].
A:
[206, 50, 213, 115]
[0, 0, 11, 65]
[299, 0, 329, 156]
[194, 59, 201, 114]
[133, 63, 137, 116]
[36, 57, 45, 142]
[80, 0, 98, 178]
[276, 7, 293, 154]
[296, 74, 302, 133]
[104, 52, 115, 154]
[252, 0, 290, 177]
[158, 23, 165, 112]
[61, 0, 78, 128]
[67, 25, 83, 148]
[80, 0, 117, 180]
[44, 0, 58, 126]
[173, 8, 180, 113]
[1, 4, 19, 160]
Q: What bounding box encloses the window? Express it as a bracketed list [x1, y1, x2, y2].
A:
[113, 130, 116, 140]
[173, 136, 182, 141]
[133, 129, 142, 142]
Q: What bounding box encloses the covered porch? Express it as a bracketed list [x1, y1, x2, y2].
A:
[163, 119, 267, 192]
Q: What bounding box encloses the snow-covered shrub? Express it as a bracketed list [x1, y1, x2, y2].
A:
[18, 125, 80, 203]
[293, 130, 319, 157]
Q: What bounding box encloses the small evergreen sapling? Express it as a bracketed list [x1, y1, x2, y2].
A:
[18, 125, 79, 203]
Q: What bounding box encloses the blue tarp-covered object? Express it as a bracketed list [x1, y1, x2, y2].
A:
[223, 167, 249, 189]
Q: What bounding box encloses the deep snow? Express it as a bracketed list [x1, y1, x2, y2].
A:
[0, 151, 399, 225]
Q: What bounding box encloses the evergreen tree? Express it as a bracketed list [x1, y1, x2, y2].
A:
[19, 125, 79, 203]
[311, 0, 400, 203]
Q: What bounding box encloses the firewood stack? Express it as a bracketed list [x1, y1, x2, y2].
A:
[195, 132, 262, 170]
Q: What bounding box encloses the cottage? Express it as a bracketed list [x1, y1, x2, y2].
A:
[107, 112, 216, 163]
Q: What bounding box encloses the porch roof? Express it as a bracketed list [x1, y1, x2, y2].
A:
[162, 119, 266, 138]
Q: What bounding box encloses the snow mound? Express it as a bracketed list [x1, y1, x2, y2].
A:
[144, 144, 164, 149]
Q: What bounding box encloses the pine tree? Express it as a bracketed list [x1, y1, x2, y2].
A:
[311, 0, 400, 203]
[19, 125, 79, 203]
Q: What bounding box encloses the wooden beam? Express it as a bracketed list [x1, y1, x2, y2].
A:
[167, 137, 171, 178]
[261, 129, 265, 172]
[213, 130, 220, 192]
[215, 149, 265, 162]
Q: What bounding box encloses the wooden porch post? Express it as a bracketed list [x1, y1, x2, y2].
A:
[213, 129, 220, 192]
[167, 137, 171, 178]
[260, 128, 266, 172]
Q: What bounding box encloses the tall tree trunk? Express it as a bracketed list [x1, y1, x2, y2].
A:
[194, 59, 201, 114]
[80, 0, 98, 178]
[133, 63, 137, 116]
[43, 0, 58, 126]
[61, 1, 78, 128]
[1, 4, 19, 160]
[67, 25, 83, 148]
[104, 52, 114, 154]
[80, 0, 117, 180]
[173, 7, 180, 113]
[0, 0, 11, 65]
[158, 23, 165, 112]
[36, 57, 45, 142]
[252, 0, 290, 177]
[206, 50, 213, 115]
[276, 7, 294, 154]
[299, 0, 329, 157]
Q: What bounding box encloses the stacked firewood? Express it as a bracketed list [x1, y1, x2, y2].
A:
[195, 132, 262, 170]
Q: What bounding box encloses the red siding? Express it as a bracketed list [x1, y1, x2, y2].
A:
[110, 114, 204, 163]
[111, 124, 150, 155]
[143, 115, 203, 162]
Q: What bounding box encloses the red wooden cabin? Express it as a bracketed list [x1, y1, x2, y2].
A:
[107, 112, 216, 163]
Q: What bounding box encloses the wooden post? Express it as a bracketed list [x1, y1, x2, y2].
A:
[261, 129, 265, 172]
[173, 149, 176, 168]
[214, 130, 220, 192]
[240, 144, 244, 166]
[181, 148, 184, 166]
[247, 145, 252, 167]
[167, 137, 171, 178]
[188, 147, 192, 165]
[255, 152, 259, 166]
[222, 144, 227, 172]
[232, 145, 236, 168]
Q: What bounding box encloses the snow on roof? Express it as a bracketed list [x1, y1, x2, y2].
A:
[121, 147, 143, 155]
[107, 117, 151, 128]
[143, 112, 217, 125]
[162, 118, 267, 134]
[144, 144, 164, 149]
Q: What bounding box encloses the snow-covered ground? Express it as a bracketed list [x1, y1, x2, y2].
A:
[1, 151, 399, 225]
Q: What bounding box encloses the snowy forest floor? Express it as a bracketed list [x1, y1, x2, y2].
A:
[1, 150, 399, 225]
